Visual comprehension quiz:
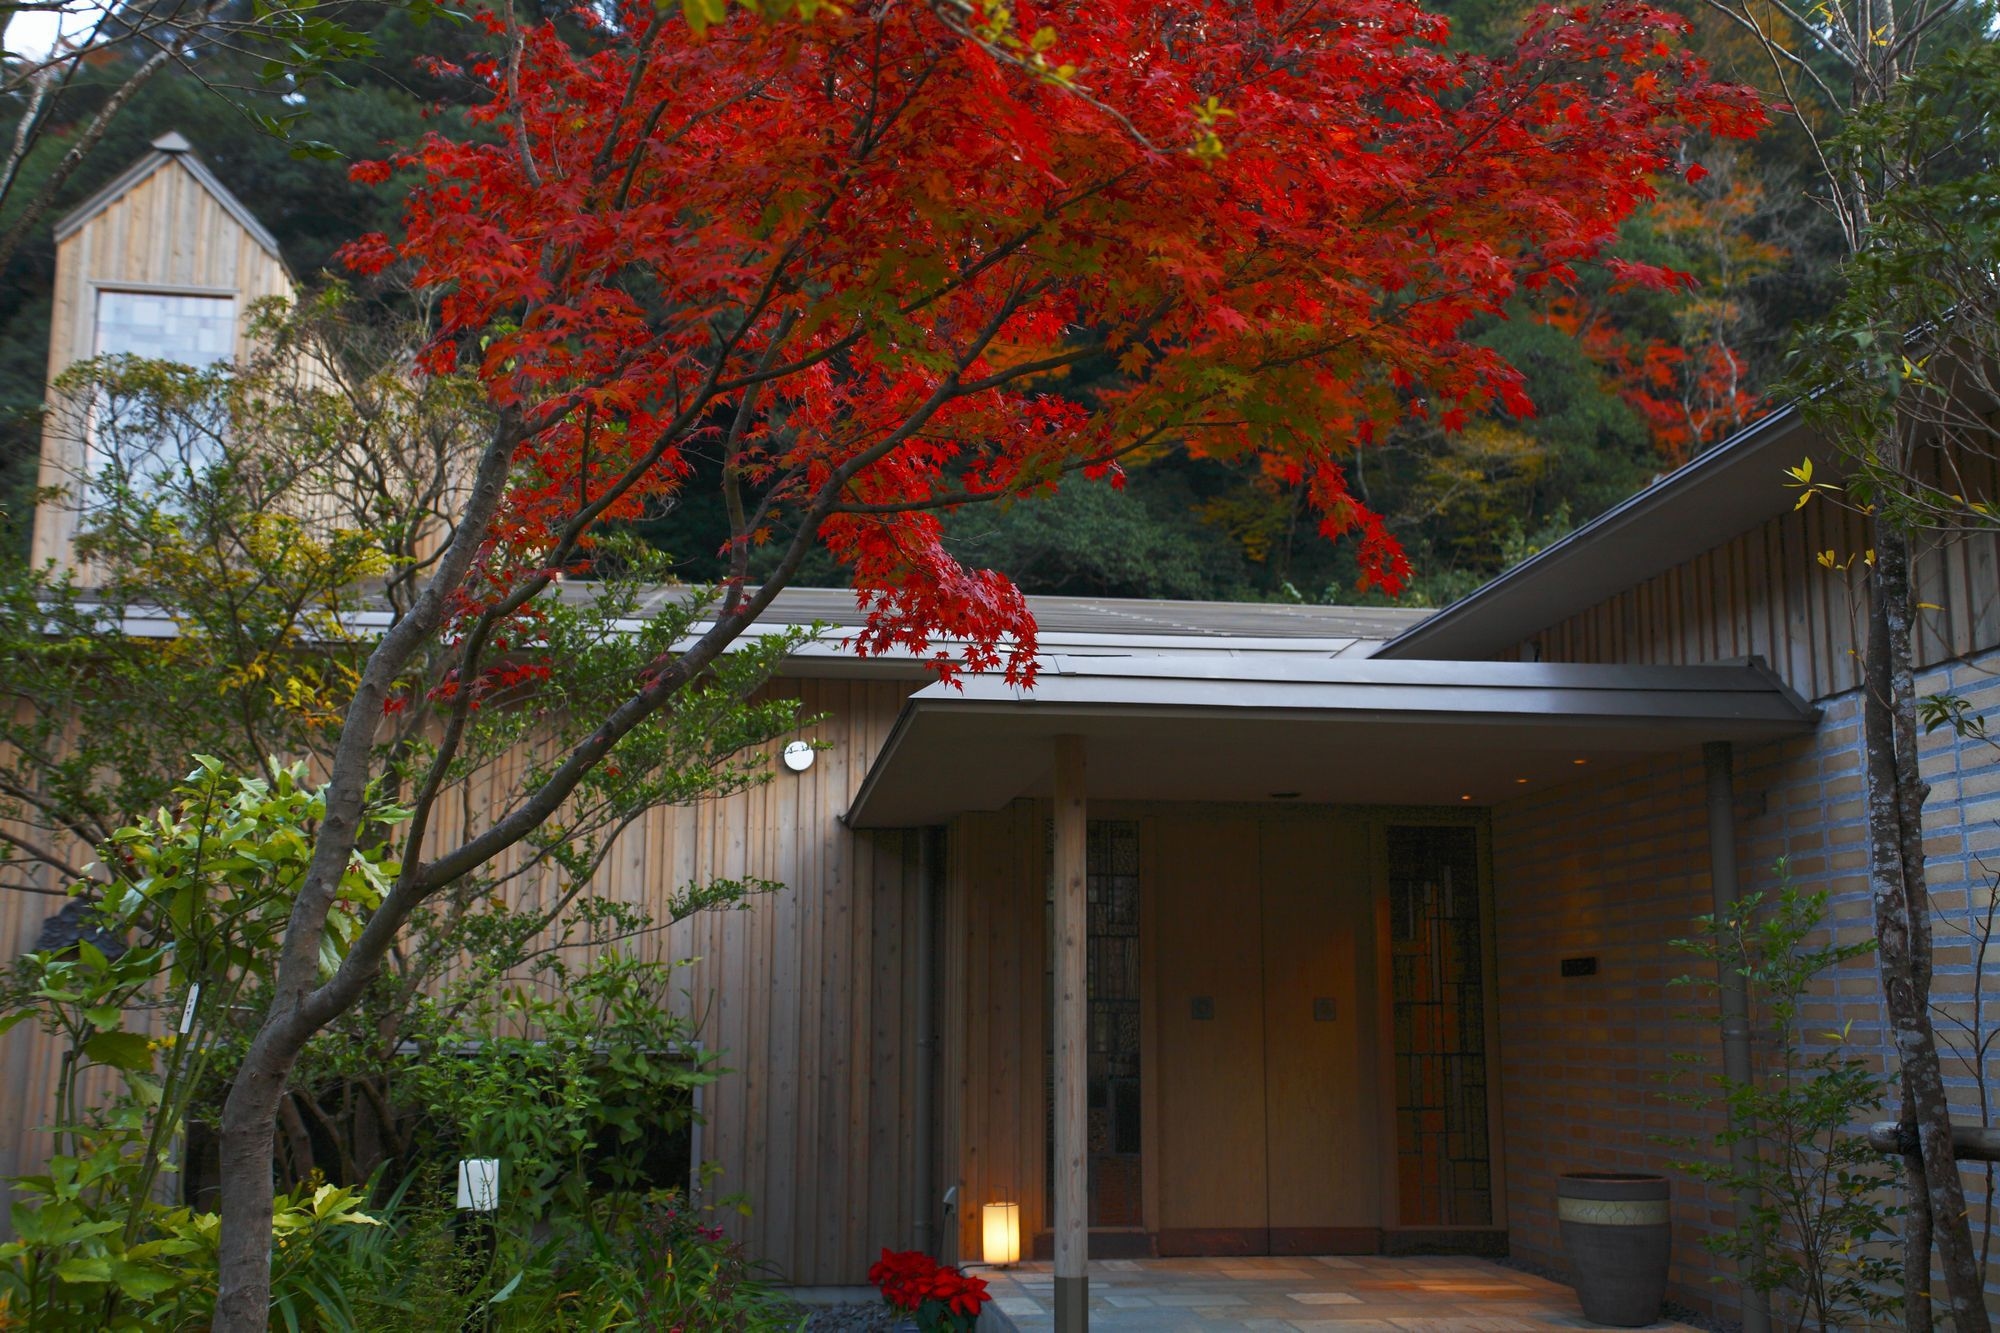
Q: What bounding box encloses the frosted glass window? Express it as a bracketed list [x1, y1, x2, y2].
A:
[87, 291, 236, 502]
[95, 290, 237, 364]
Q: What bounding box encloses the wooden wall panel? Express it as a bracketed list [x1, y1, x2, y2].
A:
[1153, 815, 1267, 1237]
[1523, 486, 2000, 700]
[1260, 816, 1379, 1238]
[0, 677, 928, 1285]
[945, 805, 1417, 1259]
[942, 801, 1047, 1262]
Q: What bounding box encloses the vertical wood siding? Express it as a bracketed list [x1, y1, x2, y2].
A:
[939, 801, 1049, 1263]
[939, 803, 1434, 1260]
[1521, 449, 2000, 699]
[0, 676, 928, 1285]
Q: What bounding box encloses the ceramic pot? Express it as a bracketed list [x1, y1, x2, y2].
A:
[1558, 1171, 1671, 1327]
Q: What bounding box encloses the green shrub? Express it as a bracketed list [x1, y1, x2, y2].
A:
[1664, 872, 1903, 1327]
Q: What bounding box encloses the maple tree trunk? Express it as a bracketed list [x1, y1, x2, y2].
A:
[211, 417, 523, 1330]
[1863, 514, 1989, 1330]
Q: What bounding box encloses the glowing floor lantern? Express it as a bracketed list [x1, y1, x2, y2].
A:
[982, 1200, 1021, 1267]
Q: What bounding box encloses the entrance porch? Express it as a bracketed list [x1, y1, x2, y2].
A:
[846, 656, 1817, 1327]
[976, 1256, 1707, 1332]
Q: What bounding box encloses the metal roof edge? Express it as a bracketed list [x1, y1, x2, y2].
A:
[55, 151, 173, 242]
[840, 695, 924, 828]
[1375, 404, 1815, 661]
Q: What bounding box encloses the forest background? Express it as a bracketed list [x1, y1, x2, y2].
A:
[0, 0, 1839, 606]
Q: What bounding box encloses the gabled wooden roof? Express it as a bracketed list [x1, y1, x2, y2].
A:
[53, 130, 285, 262]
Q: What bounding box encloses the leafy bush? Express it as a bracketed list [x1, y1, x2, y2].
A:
[0, 764, 797, 1330]
[1664, 872, 1903, 1327]
[0, 760, 397, 1328]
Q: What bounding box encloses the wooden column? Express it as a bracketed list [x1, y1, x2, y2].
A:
[1052, 735, 1088, 1330]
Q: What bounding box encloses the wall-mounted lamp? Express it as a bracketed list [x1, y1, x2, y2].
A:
[781, 740, 815, 773]
[982, 1201, 1021, 1267]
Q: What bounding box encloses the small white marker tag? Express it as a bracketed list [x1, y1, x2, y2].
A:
[179, 984, 200, 1034]
[457, 1158, 500, 1211]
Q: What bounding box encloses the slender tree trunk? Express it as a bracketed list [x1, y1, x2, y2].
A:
[0, 45, 173, 275]
[1865, 514, 1990, 1329]
[1900, 1084, 1935, 1330]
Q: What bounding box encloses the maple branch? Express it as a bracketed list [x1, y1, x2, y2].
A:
[590, 4, 675, 185]
[0, 772, 117, 862]
[721, 312, 802, 609]
[380, 259, 1033, 923]
[0, 827, 89, 883]
[828, 427, 1179, 515]
[505, 23, 543, 188]
[0, 880, 72, 899]
[920, 0, 1165, 153]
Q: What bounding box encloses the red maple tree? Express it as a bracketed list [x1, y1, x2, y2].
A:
[336, 0, 1761, 680]
[213, 1, 1761, 1322]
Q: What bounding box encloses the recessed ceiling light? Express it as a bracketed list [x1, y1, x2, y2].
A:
[1460, 794, 1472, 801]
[1516, 777, 1529, 784]
[1573, 757, 1589, 765]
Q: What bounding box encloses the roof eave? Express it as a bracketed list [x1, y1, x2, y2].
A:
[1375, 405, 1825, 662]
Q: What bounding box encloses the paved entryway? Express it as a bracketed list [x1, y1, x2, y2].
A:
[976, 1255, 1705, 1332]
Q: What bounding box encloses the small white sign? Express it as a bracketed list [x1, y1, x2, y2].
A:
[782, 739, 815, 773]
[457, 1158, 500, 1211]
[179, 984, 200, 1035]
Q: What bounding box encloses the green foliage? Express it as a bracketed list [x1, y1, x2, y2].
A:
[1784, 37, 2000, 537]
[1663, 873, 1904, 1328]
[0, 762, 400, 1328]
[0, 301, 812, 1324]
[0, 773, 797, 1328]
[402, 950, 712, 1228]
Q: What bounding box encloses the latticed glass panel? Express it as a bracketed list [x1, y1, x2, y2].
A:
[1388, 824, 1492, 1227]
[1045, 819, 1143, 1227]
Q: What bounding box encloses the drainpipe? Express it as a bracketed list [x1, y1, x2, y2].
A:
[913, 826, 941, 1257]
[1703, 741, 1770, 1333]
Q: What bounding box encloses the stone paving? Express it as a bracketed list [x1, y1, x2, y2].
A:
[973, 1255, 1706, 1332]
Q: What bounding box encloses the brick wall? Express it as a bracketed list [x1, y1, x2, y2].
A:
[1491, 645, 2000, 1314]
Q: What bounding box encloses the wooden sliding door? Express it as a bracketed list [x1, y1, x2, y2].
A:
[1261, 817, 1379, 1251]
[1153, 815, 1269, 1252]
[1150, 812, 1378, 1255]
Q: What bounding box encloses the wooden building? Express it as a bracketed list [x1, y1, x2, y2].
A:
[29, 131, 296, 571]
[6, 134, 1998, 1322]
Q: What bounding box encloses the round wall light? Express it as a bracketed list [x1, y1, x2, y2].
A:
[781, 740, 816, 773]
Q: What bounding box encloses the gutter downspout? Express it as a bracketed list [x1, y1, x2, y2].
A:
[913, 826, 941, 1257]
[1704, 741, 1770, 1333]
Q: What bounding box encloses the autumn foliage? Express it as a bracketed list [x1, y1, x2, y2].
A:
[344, 0, 1764, 680]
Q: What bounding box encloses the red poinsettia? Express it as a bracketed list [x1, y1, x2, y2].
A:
[870, 1248, 991, 1330]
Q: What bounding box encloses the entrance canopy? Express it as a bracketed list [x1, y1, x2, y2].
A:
[843, 657, 1817, 827]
